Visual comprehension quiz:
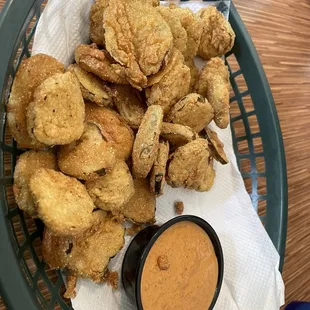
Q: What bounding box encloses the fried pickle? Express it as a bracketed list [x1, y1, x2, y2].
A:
[132, 105, 163, 178]
[160, 122, 196, 147]
[43, 211, 125, 283]
[197, 6, 235, 60]
[67, 211, 125, 282]
[86, 160, 135, 213]
[90, 0, 110, 46]
[157, 6, 188, 56]
[27, 72, 85, 146]
[103, 0, 173, 89]
[203, 127, 228, 164]
[91, 0, 159, 48]
[7, 54, 64, 149]
[58, 123, 116, 181]
[195, 57, 230, 128]
[85, 102, 134, 160]
[145, 48, 190, 114]
[169, 5, 203, 59]
[157, 255, 170, 270]
[167, 139, 215, 192]
[150, 140, 169, 196]
[111, 84, 146, 129]
[68, 64, 112, 107]
[75, 44, 128, 84]
[30, 168, 95, 236]
[13, 150, 57, 217]
[120, 178, 156, 223]
[166, 93, 214, 133]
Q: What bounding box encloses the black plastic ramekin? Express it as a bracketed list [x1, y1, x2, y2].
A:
[122, 215, 224, 310]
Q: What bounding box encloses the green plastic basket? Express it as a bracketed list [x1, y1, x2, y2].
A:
[0, 1, 288, 309]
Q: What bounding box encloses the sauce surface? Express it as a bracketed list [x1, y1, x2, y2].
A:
[141, 221, 218, 310]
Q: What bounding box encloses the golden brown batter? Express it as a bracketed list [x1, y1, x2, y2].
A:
[141, 221, 218, 310]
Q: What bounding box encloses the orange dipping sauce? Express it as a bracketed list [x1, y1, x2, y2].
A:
[141, 221, 218, 310]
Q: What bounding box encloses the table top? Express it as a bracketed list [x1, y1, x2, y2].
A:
[1, 0, 310, 308]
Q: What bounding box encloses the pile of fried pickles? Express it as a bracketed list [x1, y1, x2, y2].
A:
[9, 0, 235, 297]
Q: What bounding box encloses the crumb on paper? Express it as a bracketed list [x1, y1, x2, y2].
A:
[106, 270, 119, 289]
[64, 274, 77, 299]
[157, 255, 170, 270]
[126, 224, 144, 236]
[175, 201, 184, 215]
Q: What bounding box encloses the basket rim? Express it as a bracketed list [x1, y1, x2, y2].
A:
[229, 3, 287, 270]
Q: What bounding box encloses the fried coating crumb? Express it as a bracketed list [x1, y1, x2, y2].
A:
[85, 102, 134, 160]
[197, 6, 235, 60]
[86, 160, 135, 213]
[75, 44, 128, 84]
[121, 179, 156, 223]
[7, 54, 64, 149]
[111, 84, 146, 129]
[166, 93, 214, 133]
[27, 71, 85, 146]
[167, 139, 215, 192]
[150, 140, 169, 197]
[149, 0, 160, 6]
[145, 48, 190, 114]
[132, 105, 163, 178]
[160, 122, 196, 147]
[30, 168, 95, 236]
[58, 122, 116, 181]
[13, 150, 57, 217]
[105, 270, 119, 289]
[169, 5, 203, 59]
[126, 223, 144, 236]
[90, 0, 109, 46]
[103, 0, 173, 89]
[67, 211, 125, 282]
[157, 255, 170, 270]
[175, 201, 184, 215]
[64, 274, 77, 299]
[68, 64, 112, 107]
[195, 57, 230, 129]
